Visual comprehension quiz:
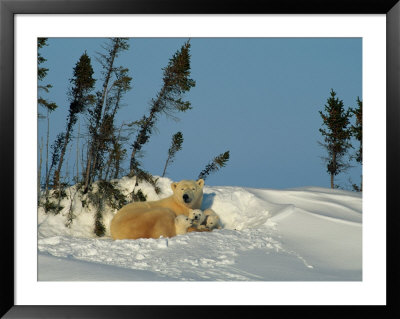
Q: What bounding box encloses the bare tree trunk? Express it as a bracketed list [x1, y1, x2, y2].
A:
[81, 142, 86, 183]
[38, 137, 44, 203]
[104, 144, 113, 181]
[113, 123, 125, 180]
[44, 108, 50, 198]
[53, 124, 72, 189]
[114, 159, 120, 180]
[162, 157, 170, 177]
[83, 149, 93, 193]
[76, 118, 80, 183]
[330, 152, 336, 189]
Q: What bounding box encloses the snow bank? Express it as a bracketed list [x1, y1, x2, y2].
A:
[38, 176, 362, 281]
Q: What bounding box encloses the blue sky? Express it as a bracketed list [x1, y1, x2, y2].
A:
[38, 37, 362, 189]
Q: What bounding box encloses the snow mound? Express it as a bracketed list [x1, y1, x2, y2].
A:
[38, 177, 362, 281]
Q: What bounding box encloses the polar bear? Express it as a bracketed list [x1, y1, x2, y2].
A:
[110, 208, 193, 240]
[201, 208, 222, 230]
[174, 215, 194, 235]
[188, 209, 206, 227]
[187, 209, 209, 232]
[204, 214, 221, 230]
[110, 179, 204, 240]
[187, 208, 222, 232]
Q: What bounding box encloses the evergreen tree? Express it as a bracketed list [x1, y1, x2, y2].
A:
[350, 97, 362, 191]
[53, 52, 96, 189]
[198, 151, 230, 181]
[38, 38, 49, 81]
[37, 38, 58, 197]
[319, 89, 352, 189]
[83, 38, 130, 193]
[96, 67, 132, 181]
[162, 131, 184, 177]
[129, 40, 196, 183]
[38, 38, 58, 112]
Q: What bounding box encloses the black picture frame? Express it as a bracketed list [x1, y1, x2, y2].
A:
[1, 0, 399, 317]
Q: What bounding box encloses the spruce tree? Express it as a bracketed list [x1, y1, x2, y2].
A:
[38, 38, 58, 112]
[83, 38, 130, 193]
[129, 40, 196, 182]
[37, 38, 58, 198]
[53, 52, 96, 189]
[162, 131, 184, 177]
[319, 89, 352, 189]
[350, 97, 362, 191]
[96, 67, 132, 181]
[198, 151, 230, 181]
[38, 38, 49, 81]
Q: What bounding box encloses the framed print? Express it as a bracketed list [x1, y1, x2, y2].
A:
[1, 0, 399, 317]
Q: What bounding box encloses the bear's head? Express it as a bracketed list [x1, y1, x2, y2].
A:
[188, 209, 206, 226]
[175, 215, 193, 235]
[171, 179, 204, 209]
[205, 214, 220, 230]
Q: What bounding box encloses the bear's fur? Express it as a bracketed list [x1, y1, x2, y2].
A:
[110, 179, 204, 240]
[204, 208, 217, 217]
[109, 208, 193, 240]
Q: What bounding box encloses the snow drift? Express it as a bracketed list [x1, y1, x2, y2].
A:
[38, 176, 362, 281]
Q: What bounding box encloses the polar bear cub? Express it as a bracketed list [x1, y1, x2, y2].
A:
[203, 208, 222, 230]
[188, 208, 222, 231]
[175, 215, 194, 235]
[204, 214, 221, 230]
[188, 209, 206, 227]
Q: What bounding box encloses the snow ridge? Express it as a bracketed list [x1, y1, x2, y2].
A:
[38, 177, 362, 281]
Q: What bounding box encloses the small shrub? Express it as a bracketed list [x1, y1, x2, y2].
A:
[94, 212, 106, 237]
[87, 180, 130, 237]
[132, 189, 147, 202]
[43, 200, 64, 215]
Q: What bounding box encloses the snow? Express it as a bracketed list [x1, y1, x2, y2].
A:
[37, 176, 362, 282]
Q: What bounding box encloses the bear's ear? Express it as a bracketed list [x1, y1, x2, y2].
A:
[196, 179, 205, 188]
[171, 182, 178, 190]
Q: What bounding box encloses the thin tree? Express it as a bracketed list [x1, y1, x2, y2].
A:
[350, 97, 362, 191]
[38, 38, 49, 82]
[198, 151, 230, 181]
[75, 118, 80, 183]
[319, 89, 352, 189]
[94, 67, 132, 182]
[162, 131, 184, 177]
[83, 38, 129, 193]
[37, 38, 58, 197]
[38, 137, 44, 203]
[53, 52, 96, 189]
[129, 40, 196, 181]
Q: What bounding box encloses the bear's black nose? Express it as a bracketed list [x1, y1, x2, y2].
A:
[183, 194, 191, 203]
[194, 215, 198, 220]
